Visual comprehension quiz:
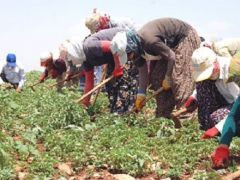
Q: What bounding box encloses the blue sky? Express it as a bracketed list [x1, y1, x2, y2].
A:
[0, 0, 239, 71]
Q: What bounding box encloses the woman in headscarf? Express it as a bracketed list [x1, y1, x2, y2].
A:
[135, 18, 201, 118]
[85, 8, 137, 34]
[84, 9, 140, 114]
[201, 38, 240, 58]
[184, 47, 239, 132]
[39, 51, 67, 91]
[62, 28, 142, 114]
[188, 49, 240, 169]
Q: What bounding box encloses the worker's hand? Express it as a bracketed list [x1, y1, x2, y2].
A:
[112, 55, 124, 77]
[201, 127, 219, 140]
[211, 145, 229, 168]
[65, 73, 73, 81]
[16, 87, 21, 93]
[184, 96, 198, 112]
[113, 67, 123, 77]
[49, 69, 59, 79]
[39, 75, 45, 83]
[135, 93, 146, 112]
[184, 96, 196, 108]
[162, 76, 171, 91]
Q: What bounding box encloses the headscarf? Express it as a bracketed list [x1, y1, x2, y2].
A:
[98, 15, 110, 30]
[126, 30, 143, 56]
[85, 12, 101, 34]
[85, 10, 110, 34]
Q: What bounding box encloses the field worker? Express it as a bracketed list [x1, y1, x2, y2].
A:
[135, 18, 201, 118]
[206, 52, 240, 168]
[61, 28, 141, 114]
[83, 27, 142, 113]
[60, 37, 101, 89]
[85, 8, 137, 34]
[39, 50, 67, 91]
[184, 47, 239, 133]
[85, 9, 138, 85]
[201, 38, 240, 57]
[59, 38, 86, 85]
[0, 53, 25, 92]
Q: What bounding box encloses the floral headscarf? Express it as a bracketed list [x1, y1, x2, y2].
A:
[126, 30, 143, 56]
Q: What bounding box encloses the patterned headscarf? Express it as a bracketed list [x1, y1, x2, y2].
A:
[126, 30, 143, 56]
[85, 10, 110, 34]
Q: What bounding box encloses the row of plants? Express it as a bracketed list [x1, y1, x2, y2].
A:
[0, 71, 239, 179]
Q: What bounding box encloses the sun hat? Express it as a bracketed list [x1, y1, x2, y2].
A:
[192, 47, 217, 82]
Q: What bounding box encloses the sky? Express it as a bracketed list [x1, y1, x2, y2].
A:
[0, 0, 239, 72]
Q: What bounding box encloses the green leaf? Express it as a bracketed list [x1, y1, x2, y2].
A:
[8, 101, 19, 109]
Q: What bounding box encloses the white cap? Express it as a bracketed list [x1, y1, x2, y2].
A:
[192, 47, 217, 82]
[40, 51, 52, 62]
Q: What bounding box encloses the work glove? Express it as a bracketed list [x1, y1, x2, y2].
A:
[201, 127, 219, 140]
[184, 96, 198, 112]
[211, 145, 229, 168]
[184, 96, 196, 108]
[113, 55, 124, 77]
[113, 67, 124, 77]
[162, 76, 171, 91]
[135, 93, 146, 112]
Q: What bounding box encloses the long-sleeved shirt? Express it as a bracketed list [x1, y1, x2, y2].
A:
[137, 18, 191, 76]
[220, 96, 240, 146]
[42, 59, 66, 78]
[138, 18, 191, 52]
[190, 56, 240, 133]
[0, 62, 25, 88]
[191, 56, 240, 104]
[83, 27, 144, 104]
[214, 56, 239, 103]
[83, 27, 125, 71]
[81, 28, 125, 104]
[136, 18, 193, 93]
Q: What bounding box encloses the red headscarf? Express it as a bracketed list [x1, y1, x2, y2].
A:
[98, 15, 110, 31]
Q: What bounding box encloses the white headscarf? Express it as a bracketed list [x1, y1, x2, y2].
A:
[60, 38, 86, 66]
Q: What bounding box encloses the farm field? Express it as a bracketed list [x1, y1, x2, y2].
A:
[0, 71, 240, 179]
